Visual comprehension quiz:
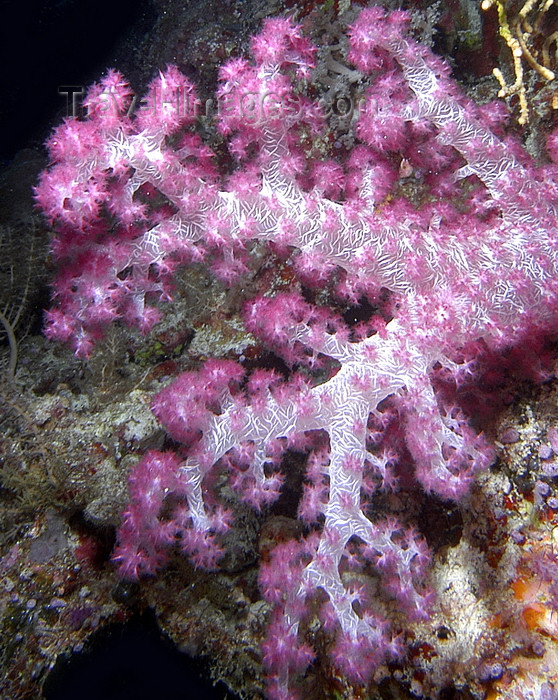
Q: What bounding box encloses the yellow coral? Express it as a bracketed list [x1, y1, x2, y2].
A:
[481, 0, 557, 124]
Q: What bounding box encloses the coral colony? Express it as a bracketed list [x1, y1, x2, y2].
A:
[35, 6, 558, 697]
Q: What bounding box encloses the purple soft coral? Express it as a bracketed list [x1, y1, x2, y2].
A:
[36, 7, 558, 698]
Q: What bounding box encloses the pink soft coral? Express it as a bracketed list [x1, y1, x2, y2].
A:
[36, 7, 558, 698]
